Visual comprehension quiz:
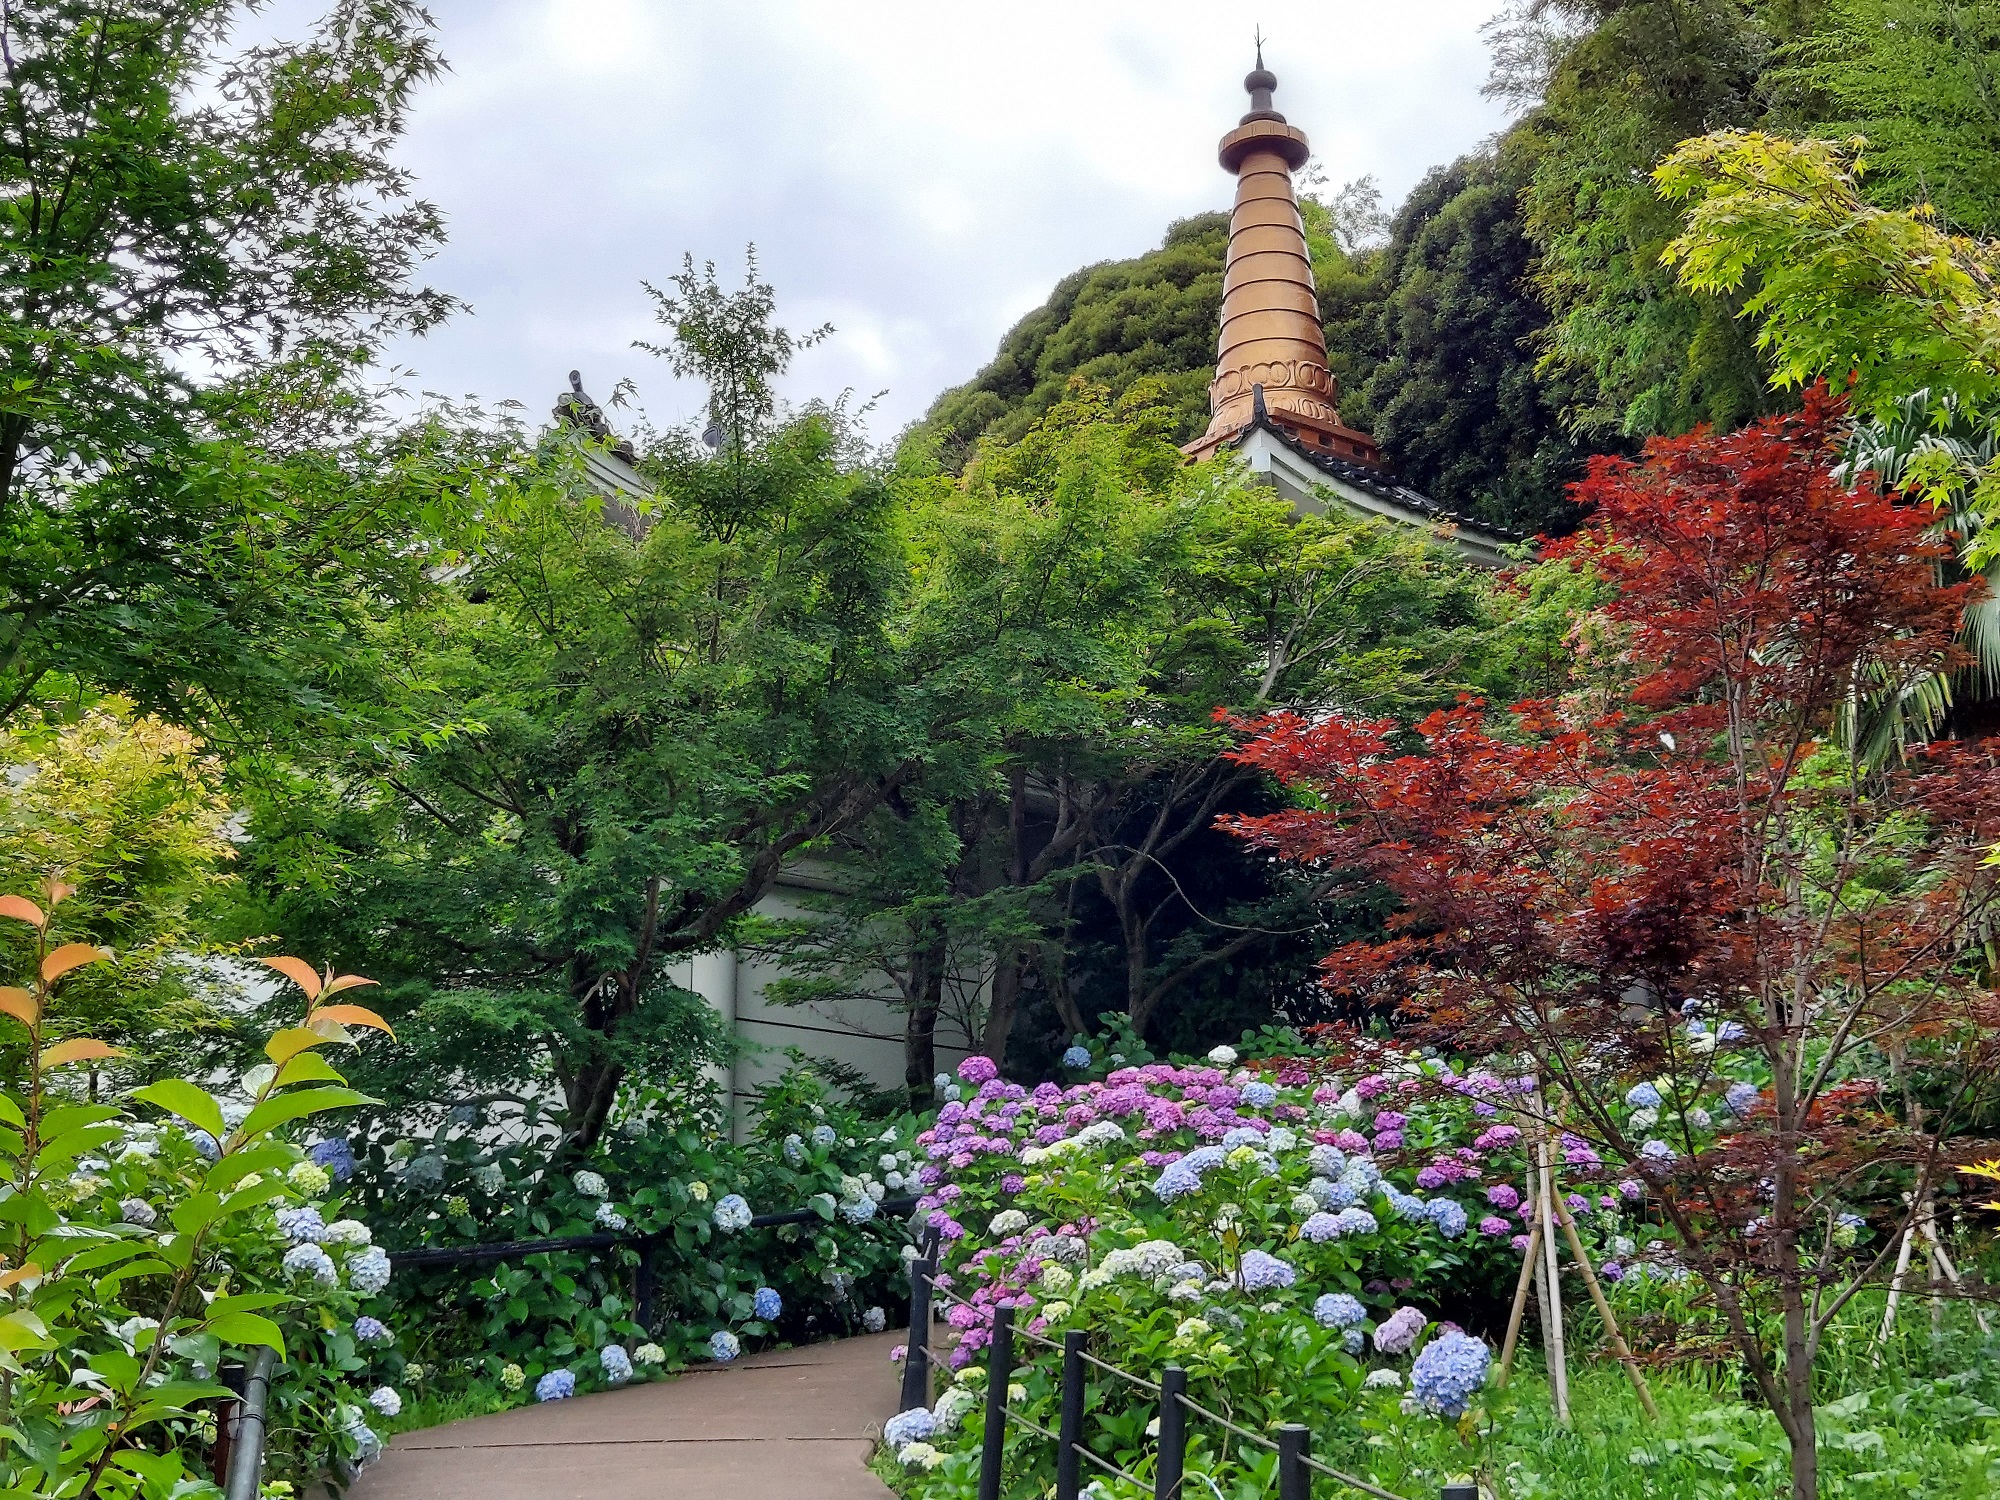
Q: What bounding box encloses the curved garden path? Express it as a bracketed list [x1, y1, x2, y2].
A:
[346, 1331, 902, 1500]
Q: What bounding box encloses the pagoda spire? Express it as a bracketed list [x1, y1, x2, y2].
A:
[1183, 53, 1381, 466]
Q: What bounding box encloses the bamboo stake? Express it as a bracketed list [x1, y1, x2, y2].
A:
[1917, 1217, 1991, 1335]
[1878, 1219, 1917, 1346]
[1553, 1194, 1659, 1420]
[1495, 1216, 1542, 1388]
[1537, 1127, 1571, 1425]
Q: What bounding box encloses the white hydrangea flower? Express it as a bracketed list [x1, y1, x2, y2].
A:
[367, 1386, 401, 1418]
[990, 1209, 1030, 1236]
[321, 1219, 372, 1248]
[1207, 1045, 1238, 1066]
[572, 1170, 609, 1199]
[287, 1161, 330, 1196]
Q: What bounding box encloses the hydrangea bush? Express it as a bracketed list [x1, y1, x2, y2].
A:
[345, 1068, 921, 1404]
[878, 1046, 1671, 1494]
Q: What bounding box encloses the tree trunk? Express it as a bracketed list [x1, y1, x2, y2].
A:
[981, 951, 1022, 1064]
[905, 938, 946, 1099]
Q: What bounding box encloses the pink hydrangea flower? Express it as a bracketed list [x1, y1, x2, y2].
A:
[1479, 1216, 1510, 1237]
[959, 1056, 999, 1085]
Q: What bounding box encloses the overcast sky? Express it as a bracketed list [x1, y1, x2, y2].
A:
[272, 1, 1514, 444]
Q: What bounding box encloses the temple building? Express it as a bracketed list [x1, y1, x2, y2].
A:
[1183, 56, 1518, 568]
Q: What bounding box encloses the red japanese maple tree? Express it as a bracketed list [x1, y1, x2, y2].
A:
[1225, 392, 2000, 1500]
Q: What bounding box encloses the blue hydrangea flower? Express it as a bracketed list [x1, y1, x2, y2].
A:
[1061, 1045, 1092, 1069]
[1151, 1162, 1203, 1201]
[1237, 1250, 1296, 1291]
[1410, 1329, 1491, 1419]
[600, 1345, 633, 1384]
[840, 1195, 877, 1225]
[753, 1286, 783, 1320]
[1343, 1157, 1381, 1192]
[884, 1407, 936, 1446]
[1387, 1191, 1428, 1221]
[308, 1137, 355, 1181]
[353, 1316, 391, 1344]
[1427, 1199, 1468, 1239]
[1343, 1328, 1366, 1355]
[276, 1206, 325, 1245]
[1241, 1081, 1278, 1110]
[535, 1369, 576, 1401]
[1299, 1212, 1343, 1243]
[1640, 1140, 1676, 1163]
[782, 1133, 805, 1164]
[1307, 1145, 1347, 1179]
[713, 1194, 753, 1232]
[1714, 1020, 1746, 1042]
[1333, 1207, 1378, 1236]
[1724, 1082, 1760, 1116]
[1221, 1126, 1264, 1151]
[862, 1306, 887, 1333]
[1316, 1177, 1360, 1210]
[1313, 1293, 1365, 1329]
[346, 1246, 392, 1295]
[1625, 1082, 1662, 1109]
[283, 1243, 337, 1286]
[811, 1124, 838, 1147]
[1183, 1145, 1228, 1172]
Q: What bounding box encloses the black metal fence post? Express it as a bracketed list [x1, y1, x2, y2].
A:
[901, 1251, 935, 1412]
[1055, 1329, 1086, 1500]
[978, 1305, 1015, 1500]
[1277, 1423, 1311, 1500]
[1440, 1484, 1478, 1500]
[1154, 1364, 1187, 1500]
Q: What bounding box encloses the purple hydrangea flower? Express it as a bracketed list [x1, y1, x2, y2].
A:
[1373, 1305, 1425, 1355]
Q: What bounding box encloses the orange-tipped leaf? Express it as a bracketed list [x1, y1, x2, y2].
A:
[0, 896, 45, 928]
[42, 944, 109, 983]
[39, 1039, 124, 1069]
[0, 987, 36, 1028]
[258, 957, 323, 1000]
[320, 974, 378, 997]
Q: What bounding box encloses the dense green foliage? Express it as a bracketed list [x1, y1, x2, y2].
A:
[1358, 147, 1598, 534]
[912, 214, 1229, 465]
[0, 0, 478, 729]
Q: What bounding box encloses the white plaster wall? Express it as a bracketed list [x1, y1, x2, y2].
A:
[672, 881, 981, 1140]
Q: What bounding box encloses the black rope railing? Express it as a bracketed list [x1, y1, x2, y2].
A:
[899, 1253, 1446, 1500]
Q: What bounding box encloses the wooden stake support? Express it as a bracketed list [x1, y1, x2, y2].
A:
[1492, 1084, 1656, 1422]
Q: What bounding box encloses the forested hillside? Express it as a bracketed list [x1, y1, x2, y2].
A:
[908, 0, 2000, 536]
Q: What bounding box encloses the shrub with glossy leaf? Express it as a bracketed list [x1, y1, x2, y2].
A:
[0, 884, 396, 1495]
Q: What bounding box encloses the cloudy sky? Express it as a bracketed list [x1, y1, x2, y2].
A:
[271, 1, 1514, 444]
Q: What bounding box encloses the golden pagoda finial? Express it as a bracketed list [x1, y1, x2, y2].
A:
[1183, 51, 1382, 467]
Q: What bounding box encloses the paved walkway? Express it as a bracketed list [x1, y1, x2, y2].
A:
[348, 1332, 903, 1500]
